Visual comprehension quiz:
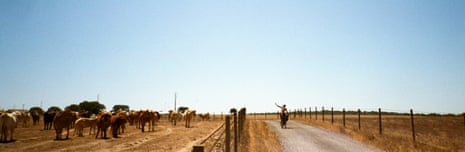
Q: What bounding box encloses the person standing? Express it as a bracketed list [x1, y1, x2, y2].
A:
[275, 102, 288, 115]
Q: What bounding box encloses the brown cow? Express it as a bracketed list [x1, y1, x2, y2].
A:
[138, 110, 152, 132]
[43, 112, 56, 130]
[184, 110, 196, 128]
[0, 113, 17, 142]
[116, 112, 129, 134]
[110, 115, 126, 138]
[96, 112, 111, 139]
[70, 112, 79, 128]
[74, 117, 98, 136]
[53, 110, 76, 140]
[169, 111, 181, 126]
[199, 113, 210, 121]
[20, 112, 31, 128]
[128, 111, 139, 126]
[150, 111, 160, 131]
[31, 112, 40, 126]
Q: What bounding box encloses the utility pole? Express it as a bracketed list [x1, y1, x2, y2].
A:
[174, 92, 177, 111]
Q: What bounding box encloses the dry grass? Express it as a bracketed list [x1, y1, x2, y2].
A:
[293, 114, 465, 152]
[241, 120, 281, 152]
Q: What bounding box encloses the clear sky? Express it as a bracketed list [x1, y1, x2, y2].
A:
[1, 1, 464, 114]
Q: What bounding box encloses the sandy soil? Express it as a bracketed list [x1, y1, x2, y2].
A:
[0, 119, 222, 152]
[265, 120, 381, 152]
[242, 120, 281, 152]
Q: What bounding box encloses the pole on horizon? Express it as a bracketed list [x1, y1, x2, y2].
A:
[174, 92, 177, 111]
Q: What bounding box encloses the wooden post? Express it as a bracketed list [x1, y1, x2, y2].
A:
[238, 111, 242, 143]
[379, 108, 382, 135]
[264, 112, 267, 120]
[315, 107, 318, 120]
[343, 108, 346, 127]
[225, 116, 230, 152]
[304, 108, 307, 119]
[322, 106, 325, 122]
[410, 109, 415, 142]
[331, 107, 334, 124]
[294, 109, 296, 118]
[358, 109, 361, 130]
[192, 145, 204, 152]
[309, 107, 312, 120]
[233, 111, 237, 152]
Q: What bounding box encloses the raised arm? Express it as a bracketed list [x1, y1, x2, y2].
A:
[275, 102, 282, 108]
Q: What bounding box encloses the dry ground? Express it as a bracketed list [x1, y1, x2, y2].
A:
[241, 120, 281, 152]
[282, 114, 465, 152]
[0, 117, 222, 152]
[250, 113, 465, 151]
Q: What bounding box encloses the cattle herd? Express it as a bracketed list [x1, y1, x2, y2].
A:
[0, 108, 211, 143]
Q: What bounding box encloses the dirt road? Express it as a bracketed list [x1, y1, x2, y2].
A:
[265, 120, 380, 152]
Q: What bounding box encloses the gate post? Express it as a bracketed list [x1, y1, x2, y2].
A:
[225, 116, 230, 152]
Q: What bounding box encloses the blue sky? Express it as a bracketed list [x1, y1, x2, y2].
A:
[1, 1, 464, 114]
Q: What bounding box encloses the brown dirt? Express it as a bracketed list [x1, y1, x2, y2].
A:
[241, 120, 281, 152]
[296, 114, 465, 152]
[0, 118, 222, 152]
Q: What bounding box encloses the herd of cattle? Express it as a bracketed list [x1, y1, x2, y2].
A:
[0, 109, 212, 143]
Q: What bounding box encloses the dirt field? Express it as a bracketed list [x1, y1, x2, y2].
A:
[0, 118, 222, 152]
[297, 114, 465, 152]
[241, 120, 281, 152]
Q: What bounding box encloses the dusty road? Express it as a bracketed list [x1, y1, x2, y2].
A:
[265, 120, 381, 152]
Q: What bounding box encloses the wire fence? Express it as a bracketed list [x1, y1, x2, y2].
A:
[250, 106, 465, 148]
[193, 107, 246, 152]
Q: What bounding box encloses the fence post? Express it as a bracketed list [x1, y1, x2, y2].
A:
[322, 106, 325, 122]
[192, 145, 204, 152]
[315, 107, 318, 120]
[233, 110, 238, 152]
[238, 110, 242, 144]
[331, 107, 334, 124]
[294, 109, 296, 118]
[410, 109, 415, 142]
[309, 107, 312, 120]
[378, 108, 382, 135]
[343, 108, 346, 127]
[304, 108, 307, 119]
[225, 115, 231, 152]
[358, 109, 361, 130]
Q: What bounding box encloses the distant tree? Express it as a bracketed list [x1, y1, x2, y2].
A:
[29, 106, 45, 115]
[65, 104, 80, 111]
[112, 105, 130, 112]
[177, 106, 189, 113]
[79, 101, 106, 115]
[47, 106, 63, 113]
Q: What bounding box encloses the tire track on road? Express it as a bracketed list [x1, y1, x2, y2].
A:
[265, 120, 381, 152]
